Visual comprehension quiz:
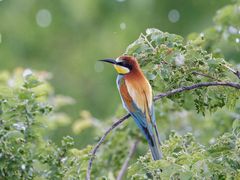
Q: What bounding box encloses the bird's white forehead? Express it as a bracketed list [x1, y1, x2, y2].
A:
[116, 57, 123, 62]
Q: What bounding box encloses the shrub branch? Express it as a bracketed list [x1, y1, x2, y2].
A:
[86, 114, 130, 180]
[117, 140, 139, 180]
[86, 81, 240, 180]
[154, 81, 240, 100]
[223, 64, 240, 79]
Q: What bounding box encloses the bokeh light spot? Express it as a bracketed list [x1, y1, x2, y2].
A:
[228, 26, 238, 34]
[116, 0, 126, 2]
[94, 61, 104, 73]
[200, 32, 205, 40]
[36, 9, 52, 28]
[168, 9, 180, 23]
[175, 54, 185, 66]
[23, 69, 33, 78]
[120, 22, 126, 30]
[236, 38, 240, 43]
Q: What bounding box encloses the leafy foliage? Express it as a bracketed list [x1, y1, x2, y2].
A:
[90, 2, 240, 178]
[0, 69, 89, 179]
[128, 127, 240, 179]
[188, 1, 240, 59]
[1, 1, 240, 180]
[126, 28, 239, 115]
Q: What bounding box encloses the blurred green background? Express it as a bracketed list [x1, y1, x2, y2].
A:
[0, 0, 233, 147]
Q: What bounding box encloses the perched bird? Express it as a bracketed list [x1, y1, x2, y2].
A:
[100, 55, 162, 160]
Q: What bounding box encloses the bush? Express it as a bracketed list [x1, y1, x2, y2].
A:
[0, 69, 89, 179]
[0, 1, 240, 179]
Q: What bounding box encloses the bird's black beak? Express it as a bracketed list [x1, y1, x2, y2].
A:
[99, 59, 116, 65]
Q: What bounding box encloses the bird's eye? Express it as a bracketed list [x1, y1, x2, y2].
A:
[121, 61, 127, 66]
[120, 61, 132, 70]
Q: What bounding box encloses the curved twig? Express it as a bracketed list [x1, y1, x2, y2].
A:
[86, 114, 130, 180]
[222, 64, 240, 79]
[86, 81, 240, 180]
[117, 140, 139, 180]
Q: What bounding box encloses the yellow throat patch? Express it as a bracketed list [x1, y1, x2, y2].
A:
[114, 65, 130, 74]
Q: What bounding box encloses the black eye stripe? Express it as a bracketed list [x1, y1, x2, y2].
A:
[117, 62, 132, 70]
[118, 62, 126, 66]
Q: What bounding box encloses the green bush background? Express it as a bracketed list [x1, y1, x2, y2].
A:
[0, 0, 240, 179]
[0, 0, 237, 148]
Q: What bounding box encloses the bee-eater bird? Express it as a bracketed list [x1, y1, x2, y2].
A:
[100, 55, 162, 160]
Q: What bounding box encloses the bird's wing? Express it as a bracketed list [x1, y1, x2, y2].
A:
[121, 78, 162, 144]
[118, 79, 154, 140]
[118, 78, 162, 159]
[125, 78, 153, 123]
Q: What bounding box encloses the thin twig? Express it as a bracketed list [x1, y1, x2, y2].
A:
[192, 71, 220, 81]
[86, 81, 240, 180]
[86, 114, 130, 180]
[222, 64, 240, 79]
[140, 33, 156, 52]
[117, 140, 139, 180]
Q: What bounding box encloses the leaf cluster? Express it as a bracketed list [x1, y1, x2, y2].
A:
[0, 70, 89, 179]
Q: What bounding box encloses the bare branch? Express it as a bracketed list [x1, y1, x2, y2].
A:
[86, 81, 240, 180]
[117, 140, 139, 180]
[86, 114, 130, 180]
[154, 81, 240, 101]
[236, 71, 240, 79]
[222, 64, 240, 79]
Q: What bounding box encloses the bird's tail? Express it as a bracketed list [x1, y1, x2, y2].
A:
[148, 134, 162, 160]
[143, 126, 162, 160]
